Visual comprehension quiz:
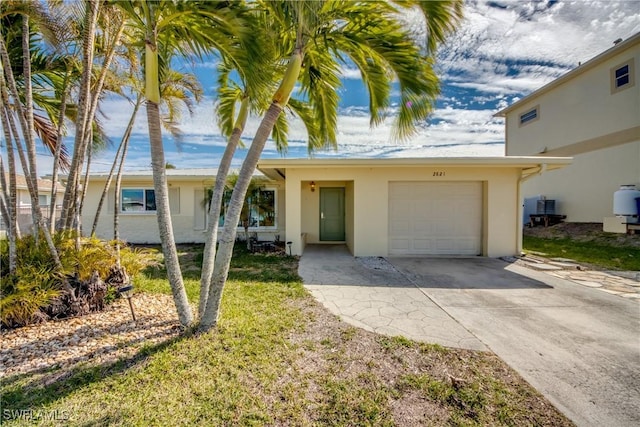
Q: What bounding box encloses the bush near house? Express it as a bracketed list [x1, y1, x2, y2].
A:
[0, 233, 157, 329]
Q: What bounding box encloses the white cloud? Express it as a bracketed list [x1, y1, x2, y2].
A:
[21, 1, 638, 176]
[339, 67, 362, 80]
[435, 0, 640, 95]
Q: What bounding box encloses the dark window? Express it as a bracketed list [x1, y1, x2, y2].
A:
[615, 64, 630, 88]
[218, 188, 276, 228]
[519, 107, 538, 125]
[121, 189, 156, 212]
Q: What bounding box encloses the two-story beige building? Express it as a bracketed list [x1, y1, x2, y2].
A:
[496, 32, 640, 227]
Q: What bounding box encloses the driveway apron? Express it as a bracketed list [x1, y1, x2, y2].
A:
[298, 245, 487, 351]
[299, 245, 640, 427]
[387, 257, 640, 427]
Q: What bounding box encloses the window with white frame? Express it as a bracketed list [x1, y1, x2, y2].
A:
[519, 106, 539, 126]
[218, 188, 276, 228]
[121, 188, 156, 212]
[611, 59, 635, 93]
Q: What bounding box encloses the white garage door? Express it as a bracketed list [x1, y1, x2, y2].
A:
[389, 182, 482, 255]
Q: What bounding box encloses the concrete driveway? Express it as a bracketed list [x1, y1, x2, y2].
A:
[299, 245, 640, 427]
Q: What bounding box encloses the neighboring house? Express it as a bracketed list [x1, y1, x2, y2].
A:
[0, 173, 65, 235]
[83, 169, 285, 245]
[83, 157, 571, 257]
[496, 32, 640, 225]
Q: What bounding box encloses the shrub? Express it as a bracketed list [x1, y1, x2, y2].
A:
[0, 232, 158, 329]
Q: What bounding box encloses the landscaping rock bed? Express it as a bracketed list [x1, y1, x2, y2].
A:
[1, 293, 183, 377]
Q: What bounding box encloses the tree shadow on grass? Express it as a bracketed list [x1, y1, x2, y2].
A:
[142, 243, 301, 284]
[1, 331, 188, 415]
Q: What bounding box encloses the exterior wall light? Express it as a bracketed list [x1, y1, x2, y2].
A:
[310, 181, 316, 192]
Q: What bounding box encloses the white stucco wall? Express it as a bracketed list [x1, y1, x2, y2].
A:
[521, 142, 640, 222]
[83, 175, 285, 244]
[283, 165, 523, 258]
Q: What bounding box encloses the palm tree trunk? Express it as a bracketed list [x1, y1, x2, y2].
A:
[200, 49, 302, 330]
[60, 0, 100, 230]
[0, 85, 21, 258]
[112, 125, 131, 266]
[199, 97, 248, 318]
[92, 97, 141, 236]
[21, 16, 42, 236]
[78, 130, 94, 238]
[199, 103, 282, 330]
[49, 70, 71, 234]
[147, 100, 193, 327]
[0, 151, 17, 273]
[0, 33, 61, 267]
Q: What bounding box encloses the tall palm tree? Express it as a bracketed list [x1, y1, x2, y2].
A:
[199, 0, 463, 330]
[0, 5, 63, 267]
[91, 67, 203, 236]
[198, 25, 325, 318]
[115, 0, 265, 327]
[59, 1, 127, 233]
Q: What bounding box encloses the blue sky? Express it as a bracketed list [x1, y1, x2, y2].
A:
[28, 1, 640, 174]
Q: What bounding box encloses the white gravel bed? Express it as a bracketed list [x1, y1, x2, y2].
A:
[0, 293, 184, 378]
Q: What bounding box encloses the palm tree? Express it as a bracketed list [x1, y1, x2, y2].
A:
[0, 4, 63, 267]
[91, 66, 203, 236]
[199, 0, 463, 330]
[59, 1, 127, 233]
[115, 0, 265, 327]
[198, 25, 325, 319]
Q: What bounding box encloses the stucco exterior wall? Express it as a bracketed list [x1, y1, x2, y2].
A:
[505, 41, 639, 156]
[83, 177, 285, 244]
[283, 166, 522, 258]
[522, 142, 640, 222]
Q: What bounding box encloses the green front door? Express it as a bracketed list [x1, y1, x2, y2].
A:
[320, 187, 345, 241]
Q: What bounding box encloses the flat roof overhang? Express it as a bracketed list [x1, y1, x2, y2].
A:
[257, 156, 573, 181]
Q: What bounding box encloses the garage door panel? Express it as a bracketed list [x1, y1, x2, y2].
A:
[389, 182, 482, 256]
[413, 239, 432, 250]
[390, 238, 410, 251]
[391, 184, 413, 199]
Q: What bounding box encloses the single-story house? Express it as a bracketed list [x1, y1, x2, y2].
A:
[82, 169, 285, 244]
[496, 32, 640, 227]
[83, 157, 571, 257]
[0, 173, 65, 235]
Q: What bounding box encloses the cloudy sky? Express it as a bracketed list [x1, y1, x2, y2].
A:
[31, 1, 640, 173]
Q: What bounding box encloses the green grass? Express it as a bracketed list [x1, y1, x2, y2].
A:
[523, 236, 640, 270]
[1, 245, 573, 426]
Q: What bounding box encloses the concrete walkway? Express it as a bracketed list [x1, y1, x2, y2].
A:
[298, 244, 640, 427]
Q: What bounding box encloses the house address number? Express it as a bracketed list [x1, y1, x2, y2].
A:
[432, 171, 446, 176]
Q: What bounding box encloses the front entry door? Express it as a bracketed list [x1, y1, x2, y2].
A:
[320, 187, 345, 241]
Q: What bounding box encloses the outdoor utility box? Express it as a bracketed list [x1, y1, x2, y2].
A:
[536, 200, 556, 215]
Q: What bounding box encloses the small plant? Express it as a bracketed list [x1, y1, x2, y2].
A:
[0, 232, 158, 328]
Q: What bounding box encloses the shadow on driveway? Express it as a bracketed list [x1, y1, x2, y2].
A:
[388, 257, 551, 289]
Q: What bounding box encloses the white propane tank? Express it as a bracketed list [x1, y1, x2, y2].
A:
[613, 185, 640, 216]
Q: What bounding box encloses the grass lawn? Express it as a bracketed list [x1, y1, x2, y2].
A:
[523, 236, 640, 271]
[1, 245, 573, 426]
